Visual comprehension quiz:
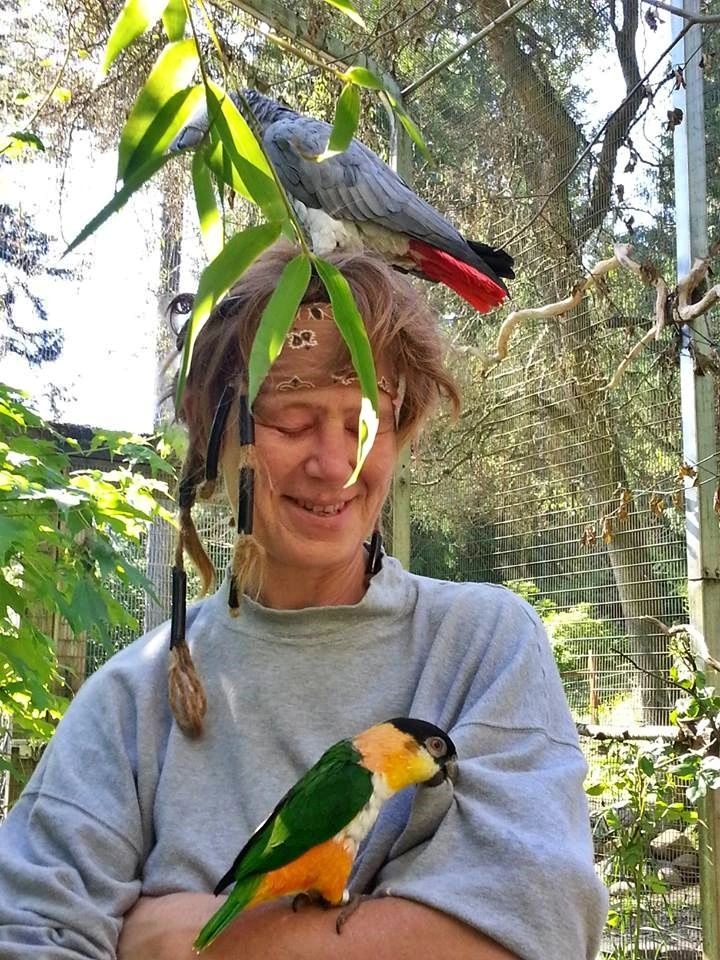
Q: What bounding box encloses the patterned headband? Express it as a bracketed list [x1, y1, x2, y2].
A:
[260, 303, 406, 420]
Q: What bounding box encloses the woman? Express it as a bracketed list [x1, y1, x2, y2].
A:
[0, 245, 607, 959]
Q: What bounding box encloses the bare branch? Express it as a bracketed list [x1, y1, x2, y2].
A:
[577, 722, 677, 740]
[677, 258, 720, 322]
[489, 250, 623, 370]
[642, 0, 720, 24]
[459, 244, 719, 386]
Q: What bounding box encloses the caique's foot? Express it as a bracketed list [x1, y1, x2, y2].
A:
[335, 894, 369, 934]
[292, 890, 331, 913]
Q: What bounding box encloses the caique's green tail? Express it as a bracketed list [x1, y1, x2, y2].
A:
[194, 876, 261, 951]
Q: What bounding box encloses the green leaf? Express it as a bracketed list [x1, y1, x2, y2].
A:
[52, 87, 72, 104]
[65, 151, 172, 255]
[584, 782, 606, 797]
[248, 254, 312, 403]
[384, 91, 430, 162]
[118, 41, 200, 180]
[321, 0, 366, 28]
[638, 753, 655, 777]
[192, 149, 223, 259]
[205, 137, 251, 202]
[396, 109, 430, 162]
[312, 257, 379, 485]
[120, 81, 203, 182]
[101, 0, 170, 77]
[69, 578, 110, 633]
[316, 83, 360, 162]
[342, 66, 383, 90]
[0, 131, 45, 158]
[161, 0, 186, 40]
[205, 83, 286, 222]
[0, 518, 31, 560]
[175, 221, 283, 407]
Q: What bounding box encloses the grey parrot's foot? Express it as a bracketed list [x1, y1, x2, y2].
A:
[292, 890, 331, 913]
[335, 894, 369, 934]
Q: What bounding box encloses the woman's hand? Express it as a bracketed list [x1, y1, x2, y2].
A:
[117, 892, 519, 960]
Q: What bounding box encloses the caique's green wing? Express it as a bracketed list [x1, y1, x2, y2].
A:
[214, 738, 373, 893]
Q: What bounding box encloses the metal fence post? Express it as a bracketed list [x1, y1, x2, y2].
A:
[389, 103, 412, 569]
[672, 4, 720, 957]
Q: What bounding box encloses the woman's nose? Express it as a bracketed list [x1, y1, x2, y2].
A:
[304, 423, 356, 483]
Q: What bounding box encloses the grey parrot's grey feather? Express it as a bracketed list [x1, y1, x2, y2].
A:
[263, 115, 477, 262]
[170, 89, 513, 295]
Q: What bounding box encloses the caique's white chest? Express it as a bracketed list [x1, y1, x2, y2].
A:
[337, 772, 394, 857]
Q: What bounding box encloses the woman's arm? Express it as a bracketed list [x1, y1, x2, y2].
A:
[117, 892, 519, 960]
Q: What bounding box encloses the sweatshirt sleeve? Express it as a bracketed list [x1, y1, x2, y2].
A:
[0, 663, 147, 959]
[371, 589, 608, 960]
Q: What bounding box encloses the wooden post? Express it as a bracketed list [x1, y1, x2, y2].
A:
[672, 6, 720, 958]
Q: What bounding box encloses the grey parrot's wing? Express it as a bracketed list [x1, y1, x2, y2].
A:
[262, 114, 477, 264]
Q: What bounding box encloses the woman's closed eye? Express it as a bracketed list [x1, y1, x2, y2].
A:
[270, 420, 314, 436]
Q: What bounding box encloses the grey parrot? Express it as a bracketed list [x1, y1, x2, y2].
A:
[174, 89, 514, 313]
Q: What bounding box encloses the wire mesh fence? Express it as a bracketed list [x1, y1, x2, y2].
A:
[5, 1, 720, 957]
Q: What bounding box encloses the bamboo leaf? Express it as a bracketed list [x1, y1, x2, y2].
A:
[192, 149, 223, 259]
[205, 83, 286, 222]
[313, 257, 379, 484]
[384, 92, 430, 162]
[248, 254, 312, 404]
[161, 0, 186, 40]
[175, 222, 282, 408]
[205, 137, 253, 203]
[321, 0, 366, 28]
[316, 83, 360, 162]
[118, 41, 200, 180]
[101, 0, 170, 77]
[0, 131, 45, 158]
[394, 107, 430, 161]
[65, 152, 172, 254]
[122, 83, 204, 181]
[342, 66, 383, 90]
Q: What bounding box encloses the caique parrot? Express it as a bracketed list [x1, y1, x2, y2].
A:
[193, 717, 457, 951]
[174, 89, 514, 314]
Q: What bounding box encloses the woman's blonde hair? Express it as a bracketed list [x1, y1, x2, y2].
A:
[168, 242, 460, 735]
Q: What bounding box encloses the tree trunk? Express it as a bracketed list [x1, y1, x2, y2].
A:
[144, 168, 184, 632]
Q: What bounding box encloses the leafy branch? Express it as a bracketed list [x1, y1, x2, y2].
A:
[0, 384, 174, 761]
[59, 0, 430, 478]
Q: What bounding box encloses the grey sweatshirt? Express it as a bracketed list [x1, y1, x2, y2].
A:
[0, 557, 608, 959]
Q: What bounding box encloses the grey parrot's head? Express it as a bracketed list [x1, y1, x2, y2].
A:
[242, 89, 297, 130]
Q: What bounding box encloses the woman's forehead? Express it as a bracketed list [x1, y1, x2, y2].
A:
[254, 384, 394, 414]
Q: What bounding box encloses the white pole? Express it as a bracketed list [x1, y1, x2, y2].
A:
[672, 4, 720, 957]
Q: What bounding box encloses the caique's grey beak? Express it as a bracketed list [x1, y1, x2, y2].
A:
[426, 757, 458, 787]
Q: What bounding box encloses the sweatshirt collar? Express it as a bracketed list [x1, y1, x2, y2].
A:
[204, 554, 412, 641]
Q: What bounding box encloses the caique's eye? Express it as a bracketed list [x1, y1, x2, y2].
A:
[426, 736, 447, 758]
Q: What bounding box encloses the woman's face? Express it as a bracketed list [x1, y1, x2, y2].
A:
[222, 384, 398, 579]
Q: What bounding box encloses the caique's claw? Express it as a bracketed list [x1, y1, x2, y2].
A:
[335, 894, 369, 934]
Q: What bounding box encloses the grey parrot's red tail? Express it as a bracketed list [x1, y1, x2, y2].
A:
[408, 240, 511, 314]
